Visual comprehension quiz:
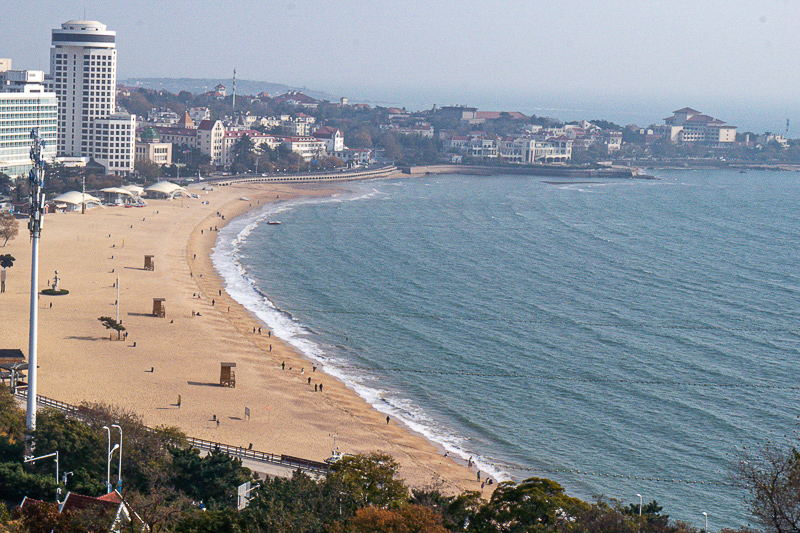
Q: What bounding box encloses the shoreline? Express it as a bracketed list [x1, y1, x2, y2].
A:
[0, 177, 487, 497]
[190, 181, 501, 490]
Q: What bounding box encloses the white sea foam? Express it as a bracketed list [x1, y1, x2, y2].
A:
[211, 188, 510, 484]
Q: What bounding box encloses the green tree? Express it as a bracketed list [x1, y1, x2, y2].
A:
[469, 477, 587, 532]
[231, 134, 256, 174]
[327, 452, 408, 512]
[170, 447, 252, 509]
[349, 504, 449, 533]
[30, 409, 106, 496]
[98, 316, 126, 340]
[134, 159, 162, 181]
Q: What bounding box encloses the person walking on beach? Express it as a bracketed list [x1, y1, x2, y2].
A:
[177, 395, 181, 409]
[282, 361, 285, 370]
[258, 327, 261, 335]
[386, 415, 390, 425]
[477, 471, 481, 482]
[319, 383, 323, 392]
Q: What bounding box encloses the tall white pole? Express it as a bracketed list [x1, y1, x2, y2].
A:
[26, 128, 46, 434]
[112, 424, 122, 491]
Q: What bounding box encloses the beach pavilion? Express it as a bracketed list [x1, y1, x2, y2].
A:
[49, 191, 103, 212]
[121, 185, 144, 197]
[100, 187, 140, 205]
[144, 181, 188, 200]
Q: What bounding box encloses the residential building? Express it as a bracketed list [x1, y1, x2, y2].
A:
[197, 119, 225, 165]
[282, 136, 326, 161]
[222, 129, 279, 167]
[50, 20, 118, 158]
[0, 69, 58, 177]
[663, 107, 737, 145]
[385, 123, 434, 138]
[280, 113, 316, 136]
[272, 91, 319, 108]
[135, 127, 172, 165]
[439, 106, 477, 121]
[188, 107, 209, 124]
[313, 126, 344, 154]
[151, 125, 198, 149]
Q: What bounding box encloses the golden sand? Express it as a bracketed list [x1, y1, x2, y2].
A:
[0, 180, 485, 494]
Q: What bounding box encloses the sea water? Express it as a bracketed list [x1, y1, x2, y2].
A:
[212, 170, 800, 528]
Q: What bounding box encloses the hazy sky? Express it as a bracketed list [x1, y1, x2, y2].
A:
[3, 0, 799, 132]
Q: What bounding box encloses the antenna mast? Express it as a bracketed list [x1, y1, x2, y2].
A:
[26, 128, 47, 433]
[232, 68, 236, 115]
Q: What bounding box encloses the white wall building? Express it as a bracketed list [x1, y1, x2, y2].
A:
[88, 112, 135, 175]
[188, 107, 210, 124]
[664, 107, 737, 145]
[0, 69, 58, 177]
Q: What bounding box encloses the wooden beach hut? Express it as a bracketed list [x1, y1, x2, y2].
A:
[144, 255, 154, 271]
[220, 362, 236, 388]
[152, 298, 166, 317]
[0, 349, 27, 393]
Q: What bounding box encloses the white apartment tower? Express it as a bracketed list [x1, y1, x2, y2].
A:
[50, 20, 121, 165]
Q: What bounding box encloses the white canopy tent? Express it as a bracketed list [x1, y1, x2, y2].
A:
[100, 187, 138, 205]
[50, 191, 103, 212]
[144, 181, 188, 200]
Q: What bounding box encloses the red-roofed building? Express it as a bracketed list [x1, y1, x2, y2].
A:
[272, 91, 320, 109]
[313, 126, 344, 154]
[222, 129, 280, 166]
[20, 490, 146, 532]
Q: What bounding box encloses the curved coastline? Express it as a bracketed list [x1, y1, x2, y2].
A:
[209, 183, 511, 486]
[186, 180, 490, 494]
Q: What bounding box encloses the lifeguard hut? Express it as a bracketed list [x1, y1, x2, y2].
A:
[220, 362, 236, 387]
[152, 297, 166, 317]
[144, 255, 155, 271]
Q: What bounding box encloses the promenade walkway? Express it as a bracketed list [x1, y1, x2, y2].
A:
[13, 391, 330, 479]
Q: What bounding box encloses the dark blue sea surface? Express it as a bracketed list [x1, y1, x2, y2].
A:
[212, 170, 800, 528]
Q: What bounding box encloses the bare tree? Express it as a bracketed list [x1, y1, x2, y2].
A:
[0, 212, 18, 246]
[733, 443, 800, 533]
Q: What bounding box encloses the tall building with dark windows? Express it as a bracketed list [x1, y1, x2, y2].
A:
[50, 20, 134, 175]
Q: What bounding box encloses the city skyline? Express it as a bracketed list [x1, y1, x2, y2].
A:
[1, 1, 798, 133]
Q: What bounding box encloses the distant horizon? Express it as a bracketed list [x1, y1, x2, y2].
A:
[121, 76, 796, 136]
[3, 2, 797, 136]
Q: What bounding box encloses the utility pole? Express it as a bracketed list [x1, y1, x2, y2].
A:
[26, 128, 46, 435]
[81, 171, 85, 214]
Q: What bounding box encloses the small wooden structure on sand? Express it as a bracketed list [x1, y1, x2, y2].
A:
[152, 298, 166, 317]
[144, 255, 155, 271]
[0, 349, 27, 393]
[220, 362, 236, 387]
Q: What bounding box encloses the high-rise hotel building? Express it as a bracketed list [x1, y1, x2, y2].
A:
[50, 20, 134, 175]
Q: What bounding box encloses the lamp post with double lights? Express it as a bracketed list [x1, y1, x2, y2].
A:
[102, 425, 119, 493]
[111, 424, 122, 491]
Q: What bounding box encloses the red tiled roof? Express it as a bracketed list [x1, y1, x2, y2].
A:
[673, 107, 701, 114]
[313, 126, 340, 138]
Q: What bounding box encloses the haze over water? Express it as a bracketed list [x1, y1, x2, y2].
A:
[213, 170, 800, 528]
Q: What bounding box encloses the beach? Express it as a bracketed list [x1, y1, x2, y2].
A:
[0, 179, 482, 494]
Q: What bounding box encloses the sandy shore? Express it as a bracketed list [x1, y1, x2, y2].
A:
[0, 179, 485, 495]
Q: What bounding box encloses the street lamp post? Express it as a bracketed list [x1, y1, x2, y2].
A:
[102, 426, 119, 493]
[111, 424, 122, 491]
[24, 451, 58, 501]
[636, 493, 642, 516]
[702, 511, 708, 532]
